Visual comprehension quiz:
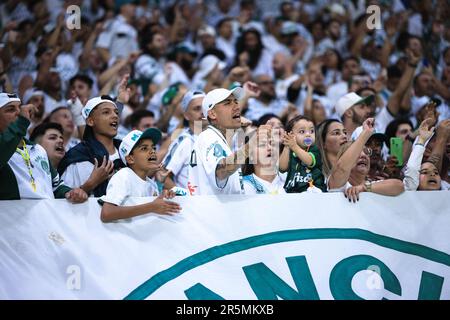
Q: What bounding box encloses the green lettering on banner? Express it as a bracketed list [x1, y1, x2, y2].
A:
[125, 229, 450, 300]
[243, 256, 319, 300]
[418, 271, 444, 300]
[184, 283, 225, 300]
[329, 255, 402, 300]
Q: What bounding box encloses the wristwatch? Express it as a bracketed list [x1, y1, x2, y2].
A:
[364, 180, 372, 192]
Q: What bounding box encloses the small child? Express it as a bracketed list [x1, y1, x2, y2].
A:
[279, 115, 326, 193]
[99, 128, 181, 222]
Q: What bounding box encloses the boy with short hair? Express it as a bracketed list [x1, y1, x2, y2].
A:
[99, 128, 182, 222]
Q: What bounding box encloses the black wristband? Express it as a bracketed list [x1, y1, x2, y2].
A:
[408, 63, 418, 68]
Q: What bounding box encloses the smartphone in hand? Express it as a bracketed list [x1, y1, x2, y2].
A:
[390, 137, 403, 167]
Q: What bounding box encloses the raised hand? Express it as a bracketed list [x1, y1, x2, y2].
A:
[243, 81, 261, 98]
[417, 118, 435, 144]
[117, 73, 131, 104]
[362, 117, 375, 134]
[282, 132, 297, 149]
[19, 104, 38, 121]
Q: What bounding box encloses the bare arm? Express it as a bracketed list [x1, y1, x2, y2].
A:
[279, 144, 290, 172]
[98, 59, 128, 88]
[100, 195, 181, 223]
[371, 179, 405, 196]
[215, 146, 249, 181]
[427, 119, 450, 175]
[328, 118, 375, 189]
[387, 49, 420, 115]
[80, 23, 103, 70]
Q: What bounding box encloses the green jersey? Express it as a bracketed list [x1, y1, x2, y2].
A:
[283, 144, 327, 193]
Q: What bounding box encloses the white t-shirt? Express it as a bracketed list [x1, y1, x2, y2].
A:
[187, 125, 243, 195]
[243, 173, 286, 195]
[276, 75, 299, 100]
[245, 98, 289, 122]
[65, 137, 80, 152]
[9, 143, 65, 199]
[43, 93, 67, 114]
[100, 167, 159, 206]
[162, 128, 197, 189]
[96, 15, 138, 59]
[61, 149, 120, 189]
[375, 106, 395, 134]
[326, 81, 348, 106]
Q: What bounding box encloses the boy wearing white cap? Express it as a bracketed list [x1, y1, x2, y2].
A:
[58, 95, 125, 197]
[99, 128, 181, 222]
[187, 87, 257, 195]
[0, 93, 87, 202]
[161, 90, 207, 190]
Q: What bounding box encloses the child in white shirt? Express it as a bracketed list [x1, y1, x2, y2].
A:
[99, 128, 181, 222]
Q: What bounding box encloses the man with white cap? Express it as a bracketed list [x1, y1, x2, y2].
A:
[187, 86, 258, 195]
[0, 93, 87, 202]
[160, 90, 207, 190]
[335, 92, 374, 137]
[192, 55, 226, 92]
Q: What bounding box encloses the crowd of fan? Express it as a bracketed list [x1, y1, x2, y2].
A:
[0, 0, 449, 221]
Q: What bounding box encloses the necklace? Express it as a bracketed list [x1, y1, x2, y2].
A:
[15, 139, 36, 192]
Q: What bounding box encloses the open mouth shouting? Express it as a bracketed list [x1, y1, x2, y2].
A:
[110, 121, 118, 130]
[356, 157, 369, 169]
[55, 144, 65, 155]
[426, 177, 440, 188]
[148, 154, 158, 163]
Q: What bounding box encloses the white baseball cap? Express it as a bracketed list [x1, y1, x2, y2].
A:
[119, 128, 162, 165]
[202, 87, 245, 118]
[22, 88, 44, 104]
[198, 25, 216, 37]
[335, 92, 374, 118]
[82, 96, 117, 119]
[195, 55, 226, 81]
[0, 93, 21, 109]
[181, 90, 205, 113]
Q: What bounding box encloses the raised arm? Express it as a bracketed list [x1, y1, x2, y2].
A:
[328, 118, 375, 189]
[387, 49, 421, 115]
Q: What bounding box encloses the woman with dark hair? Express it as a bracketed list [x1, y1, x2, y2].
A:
[315, 118, 348, 178]
[322, 48, 342, 87]
[234, 28, 274, 77]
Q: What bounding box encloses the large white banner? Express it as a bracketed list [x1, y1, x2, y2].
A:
[0, 191, 449, 300]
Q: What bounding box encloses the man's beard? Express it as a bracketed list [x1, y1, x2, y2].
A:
[352, 111, 367, 126]
[180, 58, 192, 71]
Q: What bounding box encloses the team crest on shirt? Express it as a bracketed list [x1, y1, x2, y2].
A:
[207, 142, 226, 159]
[35, 156, 50, 175]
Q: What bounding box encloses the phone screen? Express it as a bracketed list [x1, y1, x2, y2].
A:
[390, 137, 403, 167]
